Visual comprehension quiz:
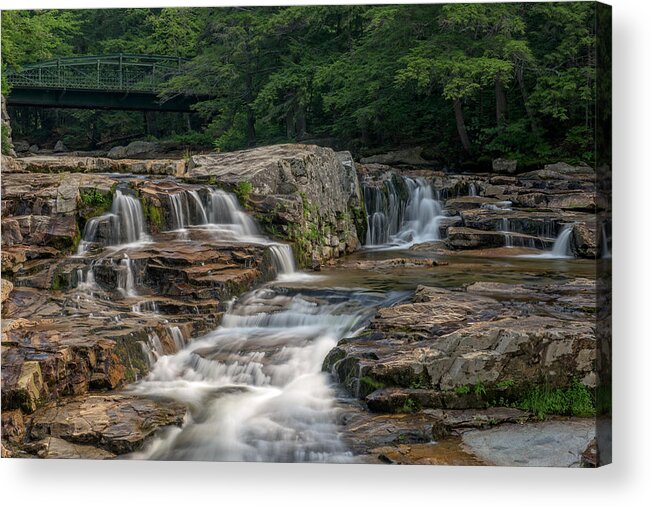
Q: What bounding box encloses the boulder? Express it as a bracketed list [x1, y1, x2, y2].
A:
[1, 94, 16, 156]
[188, 144, 364, 265]
[444, 196, 501, 212]
[461, 419, 596, 467]
[360, 147, 429, 166]
[325, 281, 597, 410]
[571, 223, 598, 258]
[12, 140, 30, 153]
[107, 140, 158, 159]
[546, 192, 596, 211]
[29, 394, 185, 455]
[1, 278, 14, 302]
[31, 437, 116, 459]
[492, 158, 517, 174]
[29, 144, 39, 154]
[1, 410, 26, 444]
[53, 140, 67, 153]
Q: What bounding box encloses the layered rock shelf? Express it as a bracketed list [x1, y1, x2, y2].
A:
[2, 143, 605, 464]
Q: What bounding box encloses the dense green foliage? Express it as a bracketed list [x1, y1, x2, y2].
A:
[2, 3, 598, 165]
[514, 380, 596, 420]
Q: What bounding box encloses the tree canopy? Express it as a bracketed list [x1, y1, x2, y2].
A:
[1, 3, 598, 167]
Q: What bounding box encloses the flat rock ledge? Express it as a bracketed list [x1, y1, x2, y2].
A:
[4, 393, 186, 458]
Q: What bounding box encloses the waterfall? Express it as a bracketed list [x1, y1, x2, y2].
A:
[550, 224, 574, 258]
[76, 215, 106, 255]
[76, 267, 97, 292]
[500, 218, 513, 247]
[269, 244, 297, 276]
[601, 223, 611, 259]
[167, 192, 192, 231]
[113, 190, 149, 244]
[117, 254, 136, 296]
[469, 182, 477, 197]
[132, 300, 159, 314]
[363, 178, 405, 245]
[139, 331, 166, 368]
[363, 176, 443, 247]
[168, 326, 186, 350]
[77, 189, 149, 254]
[130, 287, 403, 462]
[206, 189, 258, 236]
[188, 190, 208, 225]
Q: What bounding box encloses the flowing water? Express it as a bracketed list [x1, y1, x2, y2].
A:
[69, 175, 589, 462]
[131, 284, 405, 462]
[363, 176, 443, 248]
[77, 188, 150, 254]
[533, 223, 574, 259]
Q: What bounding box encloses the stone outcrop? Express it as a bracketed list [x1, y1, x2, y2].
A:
[492, 158, 517, 174]
[9, 155, 185, 176]
[1, 94, 16, 157]
[28, 394, 185, 456]
[1, 172, 118, 258]
[107, 140, 159, 159]
[324, 280, 597, 411]
[188, 144, 365, 265]
[360, 147, 429, 166]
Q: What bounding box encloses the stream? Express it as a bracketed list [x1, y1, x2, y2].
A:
[116, 177, 593, 462]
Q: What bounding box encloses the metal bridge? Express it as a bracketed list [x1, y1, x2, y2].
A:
[5, 54, 199, 112]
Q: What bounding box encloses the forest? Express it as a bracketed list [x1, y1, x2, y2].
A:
[2, 3, 598, 167]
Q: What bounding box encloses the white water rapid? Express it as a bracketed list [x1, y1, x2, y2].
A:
[130, 285, 403, 462]
[364, 176, 443, 248]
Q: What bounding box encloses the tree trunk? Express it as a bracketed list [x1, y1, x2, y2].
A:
[495, 75, 507, 126]
[453, 99, 471, 153]
[286, 107, 295, 139]
[516, 66, 536, 128]
[295, 103, 307, 140]
[246, 108, 256, 147]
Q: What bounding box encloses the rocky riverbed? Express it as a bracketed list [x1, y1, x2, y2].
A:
[1, 144, 609, 465]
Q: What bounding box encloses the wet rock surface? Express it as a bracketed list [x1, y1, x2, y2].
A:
[461, 418, 596, 467]
[188, 144, 365, 265]
[28, 394, 185, 456]
[2, 147, 604, 464]
[325, 279, 596, 408]
[1, 163, 284, 458]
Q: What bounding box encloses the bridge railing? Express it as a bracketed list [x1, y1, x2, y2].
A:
[6, 54, 187, 93]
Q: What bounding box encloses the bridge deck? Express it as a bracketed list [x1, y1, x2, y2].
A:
[6, 54, 197, 112]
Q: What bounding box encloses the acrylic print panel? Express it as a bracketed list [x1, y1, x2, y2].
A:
[0, 1, 611, 466]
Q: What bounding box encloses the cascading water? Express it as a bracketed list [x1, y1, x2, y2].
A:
[269, 244, 297, 276]
[117, 254, 137, 296]
[363, 178, 405, 245]
[77, 189, 150, 254]
[500, 218, 513, 247]
[168, 192, 192, 232]
[531, 223, 575, 259]
[550, 224, 574, 258]
[130, 286, 404, 462]
[601, 223, 611, 259]
[168, 326, 186, 350]
[469, 182, 477, 197]
[206, 189, 258, 237]
[363, 176, 443, 248]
